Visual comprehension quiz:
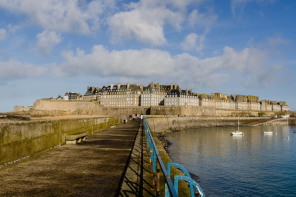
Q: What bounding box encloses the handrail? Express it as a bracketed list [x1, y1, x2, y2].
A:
[174, 175, 205, 197]
[143, 117, 205, 197]
[144, 118, 178, 197]
[166, 162, 205, 197]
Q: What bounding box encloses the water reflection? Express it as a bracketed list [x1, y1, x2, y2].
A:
[166, 125, 296, 196]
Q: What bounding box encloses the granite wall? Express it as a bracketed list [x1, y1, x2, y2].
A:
[0, 117, 120, 167]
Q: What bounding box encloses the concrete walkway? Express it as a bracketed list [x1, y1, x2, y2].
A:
[0, 120, 140, 197]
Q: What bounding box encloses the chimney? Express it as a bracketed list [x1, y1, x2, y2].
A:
[156, 83, 160, 90]
[150, 82, 154, 89]
[127, 83, 130, 89]
[139, 85, 144, 91]
[186, 89, 188, 95]
[170, 83, 173, 90]
[175, 83, 178, 89]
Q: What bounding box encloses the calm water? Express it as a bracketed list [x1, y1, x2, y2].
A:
[166, 125, 296, 197]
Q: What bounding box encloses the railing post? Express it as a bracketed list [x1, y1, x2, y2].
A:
[156, 160, 160, 196]
[150, 148, 153, 174]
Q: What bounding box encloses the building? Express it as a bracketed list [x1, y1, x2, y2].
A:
[97, 84, 142, 107]
[77, 82, 290, 112]
[164, 88, 199, 106]
[141, 82, 171, 106]
[64, 92, 80, 100]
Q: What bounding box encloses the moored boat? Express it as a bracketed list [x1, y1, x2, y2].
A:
[231, 131, 244, 135]
[264, 131, 273, 135]
[231, 119, 244, 136]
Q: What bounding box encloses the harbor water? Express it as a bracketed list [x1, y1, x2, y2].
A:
[166, 125, 296, 196]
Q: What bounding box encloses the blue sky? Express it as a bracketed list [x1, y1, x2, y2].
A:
[0, 0, 295, 112]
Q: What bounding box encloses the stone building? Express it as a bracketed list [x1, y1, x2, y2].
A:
[79, 82, 289, 112]
[98, 84, 142, 107]
[64, 92, 80, 100]
[199, 94, 216, 107]
[141, 82, 171, 106]
[164, 88, 199, 106]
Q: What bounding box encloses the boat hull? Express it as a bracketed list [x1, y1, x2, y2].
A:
[231, 131, 243, 135]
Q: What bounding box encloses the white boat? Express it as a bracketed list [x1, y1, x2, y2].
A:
[264, 131, 273, 135]
[231, 131, 244, 135]
[231, 119, 244, 135]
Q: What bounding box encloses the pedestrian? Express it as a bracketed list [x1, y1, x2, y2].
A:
[123, 115, 127, 124]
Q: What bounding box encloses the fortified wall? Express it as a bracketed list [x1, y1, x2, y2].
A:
[145, 117, 255, 133]
[146, 116, 295, 133]
[0, 116, 120, 168]
[17, 99, 279, 117]
[33, 99, 103, 115]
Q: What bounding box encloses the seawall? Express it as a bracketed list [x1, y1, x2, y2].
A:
[289, 117, 296, 125]
[146, 116, 296, 133]
[32, 99, 103, 115]
[0, 116, 120, 167]
[20, 99, 283, 117]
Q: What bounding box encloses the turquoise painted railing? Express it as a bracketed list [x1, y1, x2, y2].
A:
[143, 118, 205, 197]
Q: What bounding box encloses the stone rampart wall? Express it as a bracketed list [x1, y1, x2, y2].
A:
[288, 117, 296, 125]
[146, 116, 295, 133]
[150, 106, 216, 116]
[102, 106, 150, 117]
[33, 99, 102, 115]
[0, 117, 120, 167]
[14, 106, 33, 112]
[25, 99, 286, 117]
[146, 117, 268, 133]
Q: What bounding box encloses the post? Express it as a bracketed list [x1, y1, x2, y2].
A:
[156, 161, 160, 196]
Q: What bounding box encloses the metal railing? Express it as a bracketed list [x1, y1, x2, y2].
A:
[143, 118, 205, 197]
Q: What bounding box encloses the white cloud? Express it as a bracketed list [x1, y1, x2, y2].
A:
[55, 46, 176, 77]
[181, 33, 205, 53]
[52, 44, 279, 88]
[184, 9, 216, 53]
[188, 9, 217, 27]
[0, 28, 7, 40]
[0, 0, 115, 34]
[37, 30, 61, 54]
[0, 59, 47, 81]
[108, 0, 185, 45]
[0, 43, 284, 88]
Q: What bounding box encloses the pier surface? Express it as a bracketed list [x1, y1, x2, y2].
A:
[0, 120, 140, 196]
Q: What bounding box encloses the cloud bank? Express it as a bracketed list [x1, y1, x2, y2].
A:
[37, 30, 61, 54]
[0, 60, 47, 82]
[0, 0, 115, 34]
[48, 44, 279, 88]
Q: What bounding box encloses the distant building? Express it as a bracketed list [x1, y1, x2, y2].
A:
[58, 82, 290, 112]
[64, 92, 79, 100]
[165, 88, 199, 106]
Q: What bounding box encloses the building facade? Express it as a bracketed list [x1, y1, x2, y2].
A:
[79, 82, 290, 112]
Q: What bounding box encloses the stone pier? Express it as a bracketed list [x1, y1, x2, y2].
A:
[0, 120, 140, 196]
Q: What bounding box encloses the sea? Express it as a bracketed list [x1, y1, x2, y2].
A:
[166, 125, 296, 197]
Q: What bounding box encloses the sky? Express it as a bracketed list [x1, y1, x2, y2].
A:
[0, 0, 295, 112]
